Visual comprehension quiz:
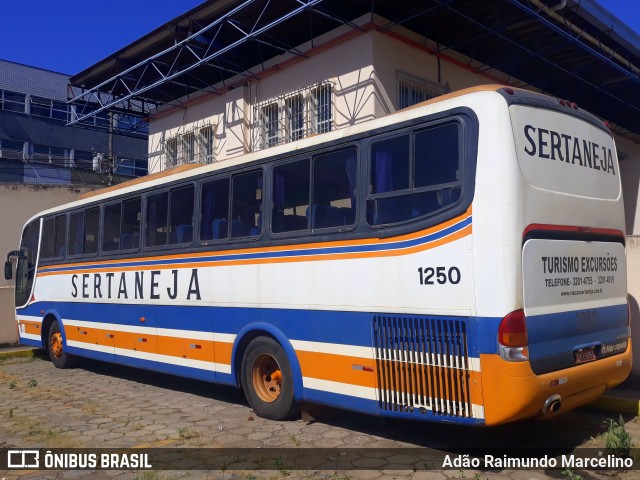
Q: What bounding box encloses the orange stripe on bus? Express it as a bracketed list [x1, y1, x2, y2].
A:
[38, 207, 472, 274]
[296, 349, 483, 404]
[296, 350, 377, 388]
[19, 321, 42, 336]
[64, 324, 234, 366]
[38, 223, 472, 277]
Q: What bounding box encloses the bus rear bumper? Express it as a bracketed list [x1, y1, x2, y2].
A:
[479, 343, 632, 426]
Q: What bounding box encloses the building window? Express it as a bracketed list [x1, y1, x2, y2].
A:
[253, 81, 333, 151]
[311, 84, 332, 134]
[0, 138, 25, 159]
[29, 96, 68, 121]
[30, 144, 70, 166]
[73, 150, 94, 170]
[198, 126, 215, 164]
[163, 124, 214, 169]
[285, 94, 304, 142]
[261, 103, 280, 148]
[397, 71, 451, 110]
[165, 137, 178, 169]
[181, 133, 195, 164]
[1, 90, 26, 113]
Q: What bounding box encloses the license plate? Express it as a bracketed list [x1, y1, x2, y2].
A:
[575, 347, 597, 364]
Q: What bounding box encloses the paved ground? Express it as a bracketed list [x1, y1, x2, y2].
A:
[0, 351, 639, 480]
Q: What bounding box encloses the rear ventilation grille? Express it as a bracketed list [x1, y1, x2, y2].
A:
[372, 315, 471, 417]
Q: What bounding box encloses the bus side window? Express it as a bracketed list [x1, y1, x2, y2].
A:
[84, 207, 100, 255]
[40, 218, 55, 259]
[54, 214, 66, 258]
[311, 147, 357, 229]
[169, 185, 194, 245]
[103, 203, 122, 252]
[272, 159, 310, 234]
[200, 178, 230, 241]
[40, 215, 67, 260]
[121, 198, 141, 250]
[69, 211, 85, 256]
[230, 171, 262, 238]
[146, 192, 169, 247]
[367, 123, 461, 226]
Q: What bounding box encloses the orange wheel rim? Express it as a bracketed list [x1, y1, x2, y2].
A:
[50, 332, 63, 359]
[252, 353, 282, 403]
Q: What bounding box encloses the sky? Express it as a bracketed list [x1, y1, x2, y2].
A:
[0, 0, 639, 76]
[0, 0, 205, 75]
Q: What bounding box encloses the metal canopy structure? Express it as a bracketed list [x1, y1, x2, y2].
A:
[68, 0, 640, 137]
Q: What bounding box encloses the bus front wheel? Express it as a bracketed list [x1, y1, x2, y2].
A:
[241, 336, 299, 420]
[47, 320, 75, 369]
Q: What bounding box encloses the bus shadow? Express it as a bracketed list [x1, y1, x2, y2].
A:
[302, 402, 618, 452]
[61, 354, 247, 407]
[46, 351, 622, 453]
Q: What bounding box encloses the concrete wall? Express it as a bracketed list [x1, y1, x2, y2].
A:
[0, 183, 96, 345]
[615, 135, 640, 382]
[626, 236, 640, 384]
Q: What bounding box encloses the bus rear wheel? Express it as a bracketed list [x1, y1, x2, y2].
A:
[241, 336, 299, 420]
[47, 320, 75, 369]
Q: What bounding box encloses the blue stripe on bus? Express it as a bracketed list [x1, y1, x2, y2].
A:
[39, 216, 472, 274]
[20, 302, 378, 347]
[526, 304, 628, 359]
[475, 303, 628, 356]
[303, 388, 484, 425]
[65, 343, 216, 382]
[21, 301, 626, 359]
[17, 336, 42, 348]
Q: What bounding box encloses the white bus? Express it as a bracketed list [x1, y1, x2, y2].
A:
[6, 85, 630, 425]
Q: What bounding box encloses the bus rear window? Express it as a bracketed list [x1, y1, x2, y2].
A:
[367, 123, 461, 226]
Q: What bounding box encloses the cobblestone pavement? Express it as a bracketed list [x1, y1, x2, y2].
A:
[0, 354, 638, 480]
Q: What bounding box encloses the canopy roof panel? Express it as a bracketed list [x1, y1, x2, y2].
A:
[68, 0, 640, 136]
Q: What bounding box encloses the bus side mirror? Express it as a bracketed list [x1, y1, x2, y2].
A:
[4, 260, 12, 280]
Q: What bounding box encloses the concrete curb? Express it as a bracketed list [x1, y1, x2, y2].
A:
[589, 392, 640, 416]
[0, 347, 38, 360]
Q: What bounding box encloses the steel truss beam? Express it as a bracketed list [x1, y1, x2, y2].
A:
[68, 0, 640, 133]
[68, 0, 323, 126]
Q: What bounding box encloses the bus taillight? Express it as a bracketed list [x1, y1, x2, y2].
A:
[498, 309, 529, 362]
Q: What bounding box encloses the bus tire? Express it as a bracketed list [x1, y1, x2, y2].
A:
[47, 320, 75, 369]
[241, 336, 300, 420]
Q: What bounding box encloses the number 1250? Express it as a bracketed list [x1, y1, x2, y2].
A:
[418, 266, 461, 285]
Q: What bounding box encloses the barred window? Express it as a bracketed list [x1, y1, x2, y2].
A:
[285, 94, 304, 142]
[254, 81, 333, 151]
[311, 84, 332, 134]
[397, 71, 451, 110]
[198, 126, 214, 164]
[182, 133, 195, 164]
[261, 103, 280, 148]
[166, 137, 178, 169]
